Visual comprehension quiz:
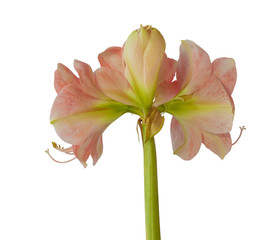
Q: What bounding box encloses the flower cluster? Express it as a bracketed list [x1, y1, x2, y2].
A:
[48, 25, 237, 167]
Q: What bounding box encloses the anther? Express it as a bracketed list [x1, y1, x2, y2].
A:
[232, 126, 246, 145]
[52, 141, 74, 155]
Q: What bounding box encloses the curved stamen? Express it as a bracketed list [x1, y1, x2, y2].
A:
[52, 142, 74, 155]
[45, 149, 76, 164]
[232, 126, 246, 145]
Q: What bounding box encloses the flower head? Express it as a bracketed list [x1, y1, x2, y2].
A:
[48, 25, 237, 167]
[165, 40, 236, 159]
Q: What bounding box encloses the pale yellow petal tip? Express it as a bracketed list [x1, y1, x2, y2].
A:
[82, 162, 88, 168]
[230, 58, 236, 67]
[50, 119, 56, 125]
[74, 59, 83, 67]
[224, 58, 236, 67]
[172, 147, 193, 161]
[173, 150, 193, 161]
[180, 40, 190, 45]
[57, 63, 63, 70]
[172, 150, 179, 156]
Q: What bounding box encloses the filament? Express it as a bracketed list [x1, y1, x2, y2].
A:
[45, 149, 76, 163]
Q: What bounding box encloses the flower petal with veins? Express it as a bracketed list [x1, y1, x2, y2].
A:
[73, 133, 103, 167]
[54, 63, 80, 93]
[98, 47, 124, 73]
[212, 58, 237, 95]
[176, 40, 212, 95]
[94, 67, 140, 107]
[202, 131, 232, 159]
[171, 117, 202, 160]
[167, 75, 234, 134]
[50, 84, 127, 147]
[74, 59, 106, 98]
[154, 80, 179, 107]
[154, 55, 178, 106]
[158, 54, 177, 84]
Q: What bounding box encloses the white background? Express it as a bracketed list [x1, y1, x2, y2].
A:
[1, 0, 275, 239]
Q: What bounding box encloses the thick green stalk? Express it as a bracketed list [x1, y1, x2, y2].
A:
[142, 123, 161, 240]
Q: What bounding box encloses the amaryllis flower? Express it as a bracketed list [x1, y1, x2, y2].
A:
[163, 40, 237, 160]
[47, 25, 241, 240]
[48, 25, 237, 167]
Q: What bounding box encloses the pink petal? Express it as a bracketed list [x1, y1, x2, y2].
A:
[50, 84, 127, 145]
[98, 47, 124, 73]
[94, 67, 140, 106]
[170, 117, 202, 160]
[73, 133, 103, 167]
[154, 80, 179, 106]
[202, 131, 232, 159]
[212, 58, 237, 95]
[154, 55, 178, 106]
[54, 63, 79, 93]
[167, 75, 234, 134]
[74, 60, 106, 98]
[176, 40, 212, 95]
[192, 76, 235, 132]
[158, 54, 177, 84]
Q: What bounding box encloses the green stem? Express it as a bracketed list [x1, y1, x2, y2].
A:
[142, 123, 161, 240]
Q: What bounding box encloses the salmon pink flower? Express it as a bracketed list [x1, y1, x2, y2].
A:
[162, 40, 237, 160]
[48, 60, 136, 167]
[48, 25, 172, 167]
[47, 25, 241, 240]
[98, 37, 237, 161]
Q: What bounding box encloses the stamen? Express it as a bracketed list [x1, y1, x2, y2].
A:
[232, 126, 246, 145]
[45, 149, 77, 164]
[52, 141, 74, 155]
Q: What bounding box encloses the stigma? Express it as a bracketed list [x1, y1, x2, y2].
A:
[232, 126, 246, 145]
